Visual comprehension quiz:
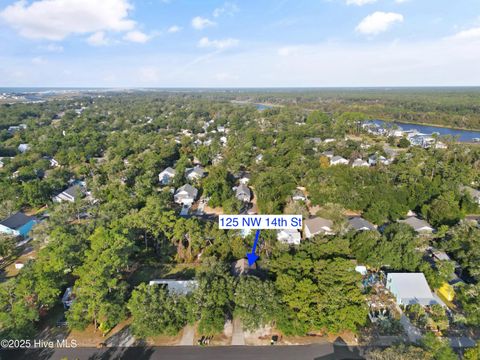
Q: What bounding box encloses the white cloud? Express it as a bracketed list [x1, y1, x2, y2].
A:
[198, 37, 239, 50]
[213, 2, 239, 18]
[346, 0, 377, 6]
[87, 31, 109, 46]
[191, 16, 216, 30]
[31, 56, 46, 65]
[167, 25, 182, 33]
[449, 27, 480, 41]
[123, 30, 150, 43]
[395, 0, 411, 3]
[40, 43, 64, 52]
[356, 12, 404, 35]
[0, 0, 136, 41]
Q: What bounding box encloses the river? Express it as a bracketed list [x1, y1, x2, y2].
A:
[370, 120, 480, 143]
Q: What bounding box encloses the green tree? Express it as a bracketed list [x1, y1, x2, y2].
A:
[128, 283, 188, 338]
[234, 276, 279, 331]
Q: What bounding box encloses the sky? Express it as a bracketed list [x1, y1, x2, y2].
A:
[1, 0, 480, 87]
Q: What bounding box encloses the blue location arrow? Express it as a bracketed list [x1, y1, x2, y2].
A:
[246, 230, 261, 266]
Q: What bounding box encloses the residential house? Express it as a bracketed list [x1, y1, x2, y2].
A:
[185, 165, 205, 181]
[398, 216, 434, 234]
[18, 144, 30, 153]
[148, 280, 198, 295]
[255, 154, 263, 164]
[348, 217, 376, 231]
[368, 154, 390, 166]
[277, 229, 301, 245]
[235, 184, 251, 203]
[460, 185, 480, 204]
[231, 258, 257, 277]
[0, 212, 37, 238]
[352, 159, 369, 168]
[238, 173, 251, 185]
[386, 273, 441, 306]
[158, 167, 176, 185]
[174, 184, 198, 206]
[330, 156, 349, 166]
[304, 217, 335, 238]
[322, 150, 334, 159]
[292, 188, 307, 202]
[53, 183, 85, 203]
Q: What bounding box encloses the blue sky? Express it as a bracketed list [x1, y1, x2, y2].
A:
[1, 0, 480, 87]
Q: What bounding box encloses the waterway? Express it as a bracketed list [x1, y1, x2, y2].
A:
[370, 120, 480, 143]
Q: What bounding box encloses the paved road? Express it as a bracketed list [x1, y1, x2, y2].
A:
[1, 344, 364, 360]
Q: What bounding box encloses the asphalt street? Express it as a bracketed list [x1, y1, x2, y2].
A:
[1, 343, 364, 360]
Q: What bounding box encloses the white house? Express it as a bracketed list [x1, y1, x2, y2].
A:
[18, 144, 30, 153]
[369, 154, 390, 166]
[304, 217, 335, 238]
[330, 156, 349, 166]
[185, 165, 205, 181]
[386, 273, 441, 306]
[149, 280, 198, 295]
[53, 183, 85, 203]
[292, 189, 307, 202]
[277, 229, 301, 245]
[174, 184, 198, 205]
[158, 167, 176, 185]
[352, 159, 369, 168]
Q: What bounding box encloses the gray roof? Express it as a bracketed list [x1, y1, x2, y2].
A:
[176, 184, 198, 198]
[331, 155, 347, 163]
[387, 273, 436, 306]
[161, 167, 176, 176]
[186, 165, 205, 178]
[0, 212, 35, 230]
[398, 216, 434, 232]
[305, 217, 333, 234]
[348, 217, 376, 231]
[62, 184, 83, 198]
[236, 184, 251, 198]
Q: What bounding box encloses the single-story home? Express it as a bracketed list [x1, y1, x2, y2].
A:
[398, 216, 434, 234]
[352, 159, 369, 168]
[185, 165, 205, 181]
[235, 184, 251, 203]
[304, 217, 335, 238]
[53, 183, 85, 203]
[158, 167, 176, 185]
[330, 156, 349, 166]
[348, 217, 376, 231]
[277, 229, 301, 245]
[148, 280, 198, 295]
[231, 258, 257, 277]
[386, 273, 441, 306]
[0, 212, 37, 238]
[174, 184, 198, 205]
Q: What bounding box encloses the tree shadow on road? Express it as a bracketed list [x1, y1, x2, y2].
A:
[314, 337, 364, 360]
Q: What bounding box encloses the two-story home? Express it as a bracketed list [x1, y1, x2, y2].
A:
[174, 184, 198, 206]
[158, 167, 176, 185]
